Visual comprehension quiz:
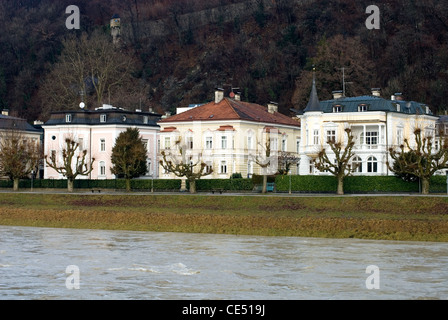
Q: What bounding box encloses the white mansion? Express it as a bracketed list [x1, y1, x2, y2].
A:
[294, 78, 439, 176]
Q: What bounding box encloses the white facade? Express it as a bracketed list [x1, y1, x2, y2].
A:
[297, 90, 439, 176]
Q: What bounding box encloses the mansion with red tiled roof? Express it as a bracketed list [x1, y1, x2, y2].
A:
[158, 89, 301, 179]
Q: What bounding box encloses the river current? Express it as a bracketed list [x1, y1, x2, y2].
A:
[0, 225, 447, 300]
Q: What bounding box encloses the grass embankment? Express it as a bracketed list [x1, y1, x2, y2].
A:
[0, 193, 448, 241]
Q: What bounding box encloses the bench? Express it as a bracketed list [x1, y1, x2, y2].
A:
[254, 183, 275, 192]
[211, 188, 224, 194]
[91, 189, 101, 193]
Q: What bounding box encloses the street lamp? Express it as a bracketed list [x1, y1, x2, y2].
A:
[31, 170, 34, 192]
[446, 171, 448, 195]
[151, 171, 154, 193]
[289, 169, 292, 195]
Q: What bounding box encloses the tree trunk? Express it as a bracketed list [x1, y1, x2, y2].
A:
[125, 178, 131, 192]
[13, 178, 19, 191]
[337, 175, 344, 195]
[67, 179, 74, 192]
[262, 175, 267, 194]
[189, 179, 196, 194]
[421, 177, 430, 195]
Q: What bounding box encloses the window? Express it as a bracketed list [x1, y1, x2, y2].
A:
[270, 138, 278, 151]
[100, 139, 106, 152]
[247, 161, 253, 177]
[65, 114, 72, 123]
[352, 156, 362, 173]
[361, 132, 378, 147]
[296, 139, 300, 153]
[206, 162, 213, 174]
[78, 138, 84, 151]
[164, 137, 171, 149]
[367, 156, 377, 173]
[142, 139, 148, 152]
[147, 160, 152, 176]
[366, 132, 378, 146]
[206, 137, 213, 149]
[313, 130, 319, 145]
[326, 130, 336, 143]
[186, 137, 193, 149]
[100, 114, 107, 123]
[99, 161, 106, 176]
[358, 104, 368, 112]
[221, 136, 227, 149]
[281, 137, 287, 151]
[247, 136, 253, 150]
[396, 129, 403, 145]
[220, 161, 227, 174]
[143, 116, 149, 124]
[333, 105, 342, 113]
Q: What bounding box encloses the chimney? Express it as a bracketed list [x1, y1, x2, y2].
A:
[371, 88, 381, 97]
[394, 93, 404, 101]
[215, 88, 224, 104]
[1, 109, 9, 116]
[234, 92, 241, 101]
[332, 90, 343, 99]
[268, 102, 278, 114]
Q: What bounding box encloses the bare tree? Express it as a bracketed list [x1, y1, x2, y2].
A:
[159, 137, 212, 193]
[0, 130, 41, 191]
[39, 31, 138, 118]
[252, 133, 278, 194]
[277, 151, 300, 175]
[314, 128, 358, 195]
[388, 128, 448, 195]
[45, 138, 95, 192]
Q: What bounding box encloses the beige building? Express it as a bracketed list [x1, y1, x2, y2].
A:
[158, 90, 301, 179]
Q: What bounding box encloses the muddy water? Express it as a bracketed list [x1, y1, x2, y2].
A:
[0, 226, 447, 300]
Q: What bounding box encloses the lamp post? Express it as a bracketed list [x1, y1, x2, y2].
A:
[289, 170, 292, 195]
[151, 171, 154, 193]
[446, 171, 448, 195]
[31, 170, 34, 192]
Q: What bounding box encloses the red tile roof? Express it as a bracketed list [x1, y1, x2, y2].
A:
[159, 98, 300, 127]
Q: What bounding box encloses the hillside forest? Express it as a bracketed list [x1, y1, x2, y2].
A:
[1, 0, 448, 122]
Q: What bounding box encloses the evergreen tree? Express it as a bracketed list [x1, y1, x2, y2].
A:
[110, 127, 147, 192]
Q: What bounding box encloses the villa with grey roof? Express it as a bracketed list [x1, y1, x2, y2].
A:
[294, 78, 439, 176]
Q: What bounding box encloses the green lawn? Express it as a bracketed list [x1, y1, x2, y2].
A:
[1, 193, 448, 241]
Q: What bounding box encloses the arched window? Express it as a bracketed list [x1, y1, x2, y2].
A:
[99, 161, 106, 176]
[352, 156, 362, 173]
[367, 156, 377, 173]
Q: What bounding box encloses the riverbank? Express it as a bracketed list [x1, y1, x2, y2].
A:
[0, 192, 447, 241]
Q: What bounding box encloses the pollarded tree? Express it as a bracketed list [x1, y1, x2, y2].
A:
[388, 128, 448, 195]
[45, 138, 95, 192]
[110, 128, 148, 192]
[314, 128, 359, 195]
[0, 130, 41, 191]
[159, 137, 212, 193]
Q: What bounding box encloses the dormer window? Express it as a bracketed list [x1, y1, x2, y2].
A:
[100, 114, 107, 123]
[358, 104, 368, 112]
[65, 114, 72, 123]
[333, 105, 343, 113]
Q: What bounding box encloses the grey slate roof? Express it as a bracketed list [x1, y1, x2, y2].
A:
[319, 95, 433, 115]
[44, 109, 162, 127]
[303, 75, 321, 112]
[0, 114, 43, 133]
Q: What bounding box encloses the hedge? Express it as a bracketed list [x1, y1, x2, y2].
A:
[275, 175, 448, 193]
[188, 178, 254, 191]
[0, 179, 181, 191]
[1, 175, 447, 193]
